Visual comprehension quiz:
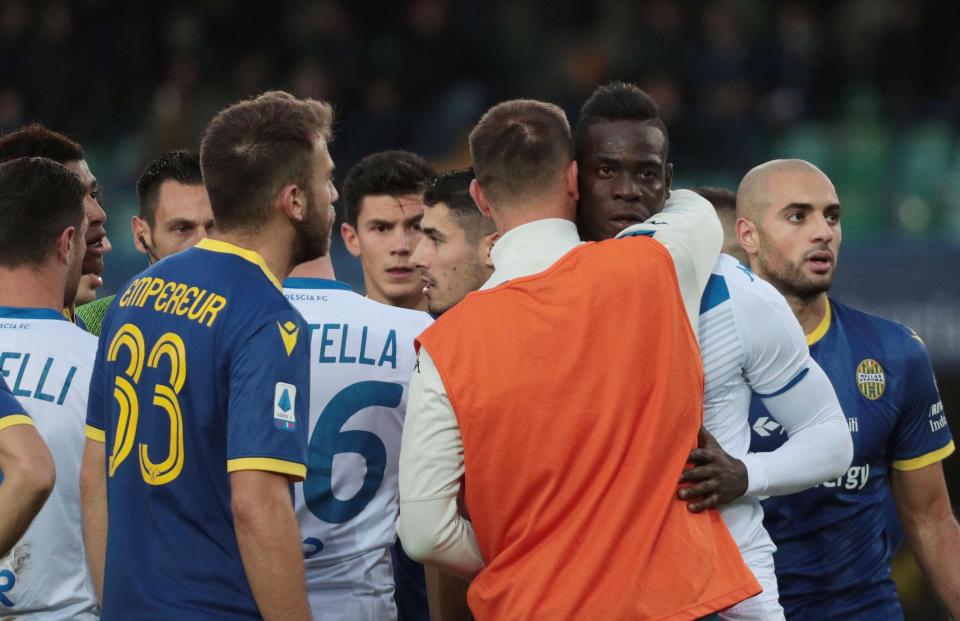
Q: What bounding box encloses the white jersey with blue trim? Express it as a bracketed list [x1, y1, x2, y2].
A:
[284, 279, 432, 621]
[0, 307, 97, 619]
[698, 254, 811, 611]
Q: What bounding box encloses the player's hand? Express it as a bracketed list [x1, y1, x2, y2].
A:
[677, 427, 748, 512]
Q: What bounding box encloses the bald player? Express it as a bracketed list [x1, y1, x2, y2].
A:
[740, 159, 959, 620]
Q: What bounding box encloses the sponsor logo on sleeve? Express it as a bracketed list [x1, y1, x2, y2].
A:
[278, 320, 300, 356]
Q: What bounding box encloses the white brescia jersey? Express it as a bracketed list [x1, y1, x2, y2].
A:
[284, 279, 432, 621]
[0, 307, 97, 619]
[699, 254, 850, 620]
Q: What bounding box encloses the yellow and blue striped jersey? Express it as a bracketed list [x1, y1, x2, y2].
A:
[749, 298, 953, 620]
[86, 239, 310, 620]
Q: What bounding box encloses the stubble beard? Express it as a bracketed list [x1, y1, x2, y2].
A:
[291, 189, 332, 265]
[756, 237, 835, 302]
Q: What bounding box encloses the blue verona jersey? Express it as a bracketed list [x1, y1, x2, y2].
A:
[748, 298, 953, 620]
[86, 239, 310, 620]
[284, 277, 432, 621]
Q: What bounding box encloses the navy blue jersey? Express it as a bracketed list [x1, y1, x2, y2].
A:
[86, 239, 310, 620]
[749, 298, 953, 620]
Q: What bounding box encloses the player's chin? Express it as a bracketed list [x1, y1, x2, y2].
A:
[81, 255, 104, 276]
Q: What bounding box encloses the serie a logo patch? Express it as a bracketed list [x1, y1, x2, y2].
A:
[274, 382, 296, 430]
[856, 359, 886, 400]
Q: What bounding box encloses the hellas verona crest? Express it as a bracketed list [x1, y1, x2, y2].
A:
[856, 358, 886, 400]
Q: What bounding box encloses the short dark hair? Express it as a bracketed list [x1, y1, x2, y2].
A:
[0, 157, 85, 267]
[136, 150, 204, 227]
[469, 99, 572, 207]
[200, 90, 333, 232]
[693, 186, 736, 212]
[0, 123, 84, 165]
[423, 168, 494, 243]
[341, 150, 435, 227]
[575, 82, 669, 157]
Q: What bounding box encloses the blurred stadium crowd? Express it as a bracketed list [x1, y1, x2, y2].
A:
[3, 0, 960, 247]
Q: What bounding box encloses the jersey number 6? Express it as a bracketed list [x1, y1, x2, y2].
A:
[304, 381, 403, 523]
[107, 323, 187, 486]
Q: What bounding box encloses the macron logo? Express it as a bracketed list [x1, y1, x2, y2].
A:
[752, 416, 783, 437]
[278, 320, 299, 356]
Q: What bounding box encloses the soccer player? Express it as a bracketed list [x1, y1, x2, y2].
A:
[285, 247, 432, 619]
[77, 149, 213, 335]
[80, 91, 335, 620]
[0, 124, 110, 316]
[411, 169, 496, 316]
[740, 159, 960, 620]
[340, 150, 435, 311]
[399, 99, 760, 619]
[0, 378, 55, 559]
[694, 186, 749, 265]
[411, 168, 495, 621]
[575, 82, 853, 620]
[0, 156, 98, 617]
[132, 149, 214, 264]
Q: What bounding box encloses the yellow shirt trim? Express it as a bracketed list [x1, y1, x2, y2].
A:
[195, 239, 282, 292]
[892, 440, 956, 472]
[227, 457, 306, 480]
[85, 424, 106, 443]
[0, 414, 34, 432]
[805, 299, 832, 346]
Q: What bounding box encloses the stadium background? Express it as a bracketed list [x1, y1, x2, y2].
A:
[3, 0, 957, 617]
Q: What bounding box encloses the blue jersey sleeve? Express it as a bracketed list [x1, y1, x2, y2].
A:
[889, 328, 954, 471]
[226, 310, 310, 480]
[0, 377, 31, 431]
[84, 327, 108, 443]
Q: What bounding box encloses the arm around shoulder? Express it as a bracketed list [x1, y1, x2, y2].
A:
[619, 189, 723, 329]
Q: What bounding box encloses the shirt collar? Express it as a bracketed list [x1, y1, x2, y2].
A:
[805, 298, 832, 346]
[483, 219, 582, 290]
[195, 238, 282, 291]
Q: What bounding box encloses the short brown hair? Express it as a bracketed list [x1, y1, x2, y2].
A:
[693, 186, 736, 212]
[468, 99, 572, 207]
[0, 123, 84, 165]
[200, 91, 333, 231]
[0, 157, 84, 267]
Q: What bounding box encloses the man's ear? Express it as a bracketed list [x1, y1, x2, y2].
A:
[277, 184, 306, 223]
[131, 216, 150, 255]
[565, 160, 579, 202]
[470, 179, 494, 219]
[736, 217, 759, 258]
[341, 222, 362, 258]
[480, 231, 499, 270]
[57, 226, 77, 265]
[664, 162, 673, 200]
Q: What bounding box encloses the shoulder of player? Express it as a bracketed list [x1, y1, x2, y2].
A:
[831, 299, 928, 361]
[830, 299, 916, 343]
[41, 321, 98, 369]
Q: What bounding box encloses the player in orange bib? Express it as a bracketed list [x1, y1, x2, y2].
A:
[397, 99, 759, 620]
